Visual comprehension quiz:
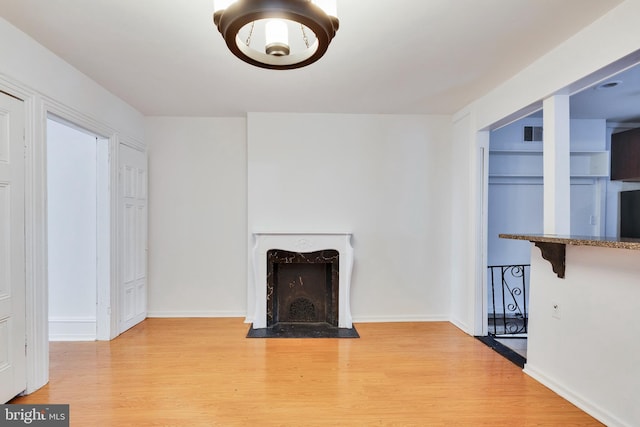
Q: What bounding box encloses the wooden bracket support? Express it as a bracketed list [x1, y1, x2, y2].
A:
[534, 242, 566, 279]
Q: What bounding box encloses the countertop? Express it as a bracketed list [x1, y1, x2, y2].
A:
[499, 233, 640, 251]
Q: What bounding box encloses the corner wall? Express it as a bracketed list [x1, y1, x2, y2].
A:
[0, 17, 144, 139]
[145, 117, 247, 317]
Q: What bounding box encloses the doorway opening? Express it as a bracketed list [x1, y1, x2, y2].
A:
[46, 116, 110, 341]
[484, 113, 608, 363]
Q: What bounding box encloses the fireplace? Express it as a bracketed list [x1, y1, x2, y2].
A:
[248, 233, 355, 337]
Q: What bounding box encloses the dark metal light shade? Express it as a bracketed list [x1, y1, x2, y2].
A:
[213, 0, 339, 70]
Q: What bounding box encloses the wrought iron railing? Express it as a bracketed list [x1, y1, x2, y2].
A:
[488, 264, 529, 336]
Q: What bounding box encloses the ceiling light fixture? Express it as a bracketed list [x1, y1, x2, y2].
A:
[213, 0, 339, 70]
[595, 80, 622, 90]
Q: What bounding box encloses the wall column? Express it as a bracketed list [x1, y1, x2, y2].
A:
[543, 94, 571, 234]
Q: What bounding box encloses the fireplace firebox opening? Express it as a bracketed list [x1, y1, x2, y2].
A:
[267, 249, 339, 328]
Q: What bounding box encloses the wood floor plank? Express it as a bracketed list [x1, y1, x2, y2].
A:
[11, 319, 603, 426]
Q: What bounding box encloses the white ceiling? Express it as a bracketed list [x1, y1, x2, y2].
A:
[0, 0, 632, 118]
[570, 64, 640, 123]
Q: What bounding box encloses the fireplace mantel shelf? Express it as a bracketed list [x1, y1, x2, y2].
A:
[499, 233, 640, 279]
[252, 232, 353, 242]
[253, 232, 353, 238]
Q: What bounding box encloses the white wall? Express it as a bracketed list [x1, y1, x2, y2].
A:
[146, 114, 452, 322]
[247, 113, 452, 323]
[449, 112, 482, 332]
[525, 245, 640, 427]
[47, 119, 98, 340]
[145, 117, 247, 317]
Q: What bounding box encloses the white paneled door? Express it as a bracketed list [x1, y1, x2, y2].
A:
[119, 144, 147, 333]
[0, 92, 26, 402]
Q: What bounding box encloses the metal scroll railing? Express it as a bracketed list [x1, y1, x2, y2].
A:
[487, 264, 530, 337]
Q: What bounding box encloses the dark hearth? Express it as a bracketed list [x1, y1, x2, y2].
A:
[247, 248, 358, 338]
[247, 322, 359, 338]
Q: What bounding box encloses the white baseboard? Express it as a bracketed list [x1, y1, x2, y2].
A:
[48, 317, 96, 341]
[149, 313, 449, 323]
[146, 310, 246, 318]
[524, 364, 629, 427]
[351, 314, 449, 323]
[449, 317, 472, 335]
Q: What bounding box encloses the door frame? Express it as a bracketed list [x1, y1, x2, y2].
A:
[0, 77, 123, 394]
[2, 83, 48, 395]
[45, 114, 114, 341]
[474, 55, 640, 338]
[42, 104, 120, 342]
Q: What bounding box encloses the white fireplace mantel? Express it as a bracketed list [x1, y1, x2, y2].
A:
[250, 233, 354, 329]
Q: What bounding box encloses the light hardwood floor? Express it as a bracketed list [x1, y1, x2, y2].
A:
[11, 318, 602, 426]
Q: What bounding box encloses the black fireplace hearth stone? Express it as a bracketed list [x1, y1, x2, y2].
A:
[246, 322, 359, 338]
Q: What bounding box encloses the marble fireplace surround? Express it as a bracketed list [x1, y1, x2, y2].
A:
[251, 233, 354, 329]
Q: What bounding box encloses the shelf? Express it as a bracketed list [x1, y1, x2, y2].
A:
[489, 150, 609, 178]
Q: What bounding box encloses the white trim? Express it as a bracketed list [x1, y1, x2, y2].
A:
[352, 315, 450, 323]
[109, 135, 120, 339]
[44, 102, 113, 137]
[119, 135, 145, 151]
[147, 311, 246, 318]
[48, 317, 96, 341]
[25, 94, 49, 395]
[475, 132, 490, 337]
[147, 313, 451, 322]
[95, 137, 111, 340]
[524, 365, 629, 427]
[0, 84, 51, 395]
[449, 317, 471, 334]
[41, 98, 119, 342]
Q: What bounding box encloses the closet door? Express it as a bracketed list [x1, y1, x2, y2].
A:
[119, 143, 147, 333]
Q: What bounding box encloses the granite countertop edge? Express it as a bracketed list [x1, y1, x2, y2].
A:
[499, 233, 640, 250]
